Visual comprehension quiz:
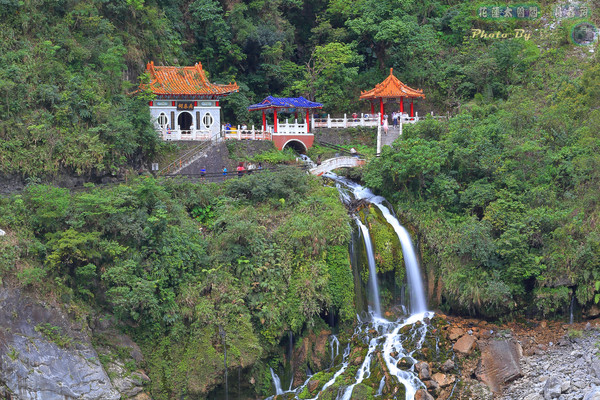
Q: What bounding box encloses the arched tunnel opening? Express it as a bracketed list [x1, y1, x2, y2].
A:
[282, 140, 307, 154]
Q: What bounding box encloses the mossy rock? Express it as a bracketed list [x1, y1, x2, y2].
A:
[349, 383, 376, 399]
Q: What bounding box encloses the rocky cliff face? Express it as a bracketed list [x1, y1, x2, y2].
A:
[0, 288, 148, 400]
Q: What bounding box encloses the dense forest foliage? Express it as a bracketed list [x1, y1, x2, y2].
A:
[0, 168, 354, 398]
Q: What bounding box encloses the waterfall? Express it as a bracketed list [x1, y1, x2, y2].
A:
[371, 201, 427, 314]
[332, 173, 428, 314]
[569, 294, 575, 324]
[269, 368, 283, 396]
[288, 331, 294, 391]
[356, 218, 382, 317]
[329, 335, 340, 368]
[264, 174, 432, 400]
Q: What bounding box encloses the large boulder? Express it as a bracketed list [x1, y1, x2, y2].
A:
[415, 388, 435, 400]
[543, 376, 562, 400]
[0, 288, 128, 400]
[448, 327, 465, 341]
[476, 339, 522, 393]
[431, 372, 456, 388]
[453, 334, 477, 355]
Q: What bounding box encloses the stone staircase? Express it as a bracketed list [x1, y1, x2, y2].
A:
[159, 134, 220, 175]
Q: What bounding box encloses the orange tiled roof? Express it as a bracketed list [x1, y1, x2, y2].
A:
[360, 68, 425, 100]
[143, 61, 239, 97]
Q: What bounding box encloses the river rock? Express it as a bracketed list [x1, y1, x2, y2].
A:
[415, 388, 435, 400]
[453, 334, 476, 355]
[448, 327, 465, 341]
[308, 379, 319, 393]
[524, 394, 544, 400]
[441, 359, 455, 372]
[424, 379, 439, 391]
[415, 361, 431, 380]
[397, 357, 413, 369]
[584, 387, 600, 400]
[543, 376, 562, 399]
[0, 288, 121, 400]
[590, 360, 600, 379]
[432, 372, 456, 388]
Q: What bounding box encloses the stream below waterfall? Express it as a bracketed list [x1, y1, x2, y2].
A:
[266, 174, 435, 400]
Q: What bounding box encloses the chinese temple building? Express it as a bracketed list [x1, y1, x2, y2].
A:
[143, 61, 239, 140]
[360, 68, 425, 123]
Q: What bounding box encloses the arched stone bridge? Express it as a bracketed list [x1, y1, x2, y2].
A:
[309, 157, 366, 176]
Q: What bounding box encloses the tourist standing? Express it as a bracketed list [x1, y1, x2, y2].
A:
[222, 165, 228, 180]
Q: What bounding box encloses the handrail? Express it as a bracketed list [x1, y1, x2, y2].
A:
[158, 131, 221, 175]
[316, 140, 365, 158]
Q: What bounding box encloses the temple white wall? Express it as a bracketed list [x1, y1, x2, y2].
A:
[149, 99, 221, 140]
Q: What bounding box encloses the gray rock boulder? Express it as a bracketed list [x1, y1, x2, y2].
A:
[0, 288, 121, 399]
[441, 359, 455, 372]
[544, 376, 563, 400]
[590, 361, 600, 379]
[584, 387, 600, 400]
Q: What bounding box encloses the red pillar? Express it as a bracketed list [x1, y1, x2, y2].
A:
[216, 101, 219, 107]
[262, 110, 266, 131]
[400, 96, 404, 113]
[274, 108, 278, 133]
[370, 102, 375, 114]
[379, 97, 384, 124]
[294, 112, 298, 120]
[306, 109, 310, 133]
[410, 99, 414, 117]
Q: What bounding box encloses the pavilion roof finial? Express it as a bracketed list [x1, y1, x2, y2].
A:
[390, 67, 393, 75]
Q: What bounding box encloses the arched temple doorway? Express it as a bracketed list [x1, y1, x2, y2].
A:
[177, 112, 193, 132]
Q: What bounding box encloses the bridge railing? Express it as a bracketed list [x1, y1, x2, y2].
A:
[311, 112, 450, 129]
[309, 156, 366, 176]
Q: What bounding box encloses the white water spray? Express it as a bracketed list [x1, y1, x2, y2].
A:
[269, 368, 283, 396]
[371, 201, 427, 314]
[356, 218, 382, 317]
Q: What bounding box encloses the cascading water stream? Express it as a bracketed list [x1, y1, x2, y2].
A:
[332, 174, 428, 314]
[329, 335, 340, 368]
[266, 174, 432, 400]
[356, 218, 382, 317]
[288, 331, 294, 391]
[371, 201, 427, 314]
[269, 368, 283, 396]
[569, 294, 575, 324]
